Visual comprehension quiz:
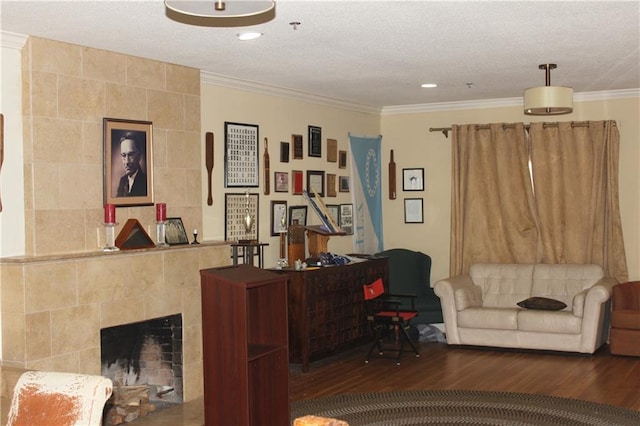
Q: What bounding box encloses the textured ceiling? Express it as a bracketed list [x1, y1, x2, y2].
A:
[2, 1, 639, 110]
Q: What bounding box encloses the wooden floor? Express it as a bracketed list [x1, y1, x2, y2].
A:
[290, 342, 640, 411]
[126, 341, 640, 425]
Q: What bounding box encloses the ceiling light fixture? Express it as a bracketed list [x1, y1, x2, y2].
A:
[237, 31, 263, 41]
[165, 0, 276, 27]
[523, 64, 573, 115]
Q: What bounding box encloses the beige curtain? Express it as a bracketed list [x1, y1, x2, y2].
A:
[529, 121, 628, 282]
[450, 123, 538, 276]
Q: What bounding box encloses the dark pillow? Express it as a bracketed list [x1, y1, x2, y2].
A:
[517, 296, 567, 311]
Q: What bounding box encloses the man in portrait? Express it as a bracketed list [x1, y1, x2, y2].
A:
[116, 131, 147, 197]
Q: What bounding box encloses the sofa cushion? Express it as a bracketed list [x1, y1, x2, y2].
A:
[517, 296, 567, 311]
[457, 307, 518, 330]
[517, 310, 582, 334]
[531, 264, 604, 310]
[469, 264, 534, 308]
[454, 285, 483, 310]
[611, 310, 640, 330]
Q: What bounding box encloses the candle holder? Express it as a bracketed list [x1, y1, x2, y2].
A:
[156, 221, 169, 248]
[102, 223, 120, 252]
[192, 229, 200, 245]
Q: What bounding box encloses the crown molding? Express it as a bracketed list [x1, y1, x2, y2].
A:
[0, 31, 28, 50]
[201, 71, 382, 115]
[381, 88, 640, 115]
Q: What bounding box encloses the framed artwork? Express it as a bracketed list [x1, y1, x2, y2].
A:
[404, 198, 424, 223]
[326, 173, 337, 197]
[165, 217, 189, 245]
[307, 170, 325, 197]
[308, 125, 322, 158]
[327, 139, 337, 162]
[339, 203, 353, 235]
[339, 176, 350, 192]
[402, 168, 424, 191]
[270, 200, 288, 236]
[103, 118, 154, 207]
[292, 134, 303, 159]
[280, 141, 289, 163]
[289, 205, 308, 226]
[292, 170, 304, 195]
[224, 122, 259, 187]
[274, 171, 289, 193]
[327, 204, 340, 225]
[224, 192, 259, 241]
[339, 150, 348, 169]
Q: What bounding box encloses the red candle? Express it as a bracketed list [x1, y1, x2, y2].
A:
[104, 204, 116, 224]
[156, 203, 166, 222]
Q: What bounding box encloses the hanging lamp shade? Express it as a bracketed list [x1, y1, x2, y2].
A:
[523, 64, 573, 115]
[165, 0, 276, 27]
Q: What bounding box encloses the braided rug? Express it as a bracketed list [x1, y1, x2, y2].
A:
[291, 390, 640, 425]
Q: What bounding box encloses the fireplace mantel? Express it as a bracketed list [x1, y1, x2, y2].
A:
[0, 241, 232, 402]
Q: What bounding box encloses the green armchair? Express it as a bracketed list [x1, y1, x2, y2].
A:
[374, 248, 443, 324]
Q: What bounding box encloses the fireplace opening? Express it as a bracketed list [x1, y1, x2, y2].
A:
[101, 314, 183, 424]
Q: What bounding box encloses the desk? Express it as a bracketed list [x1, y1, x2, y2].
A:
[274, 257, 388, 372]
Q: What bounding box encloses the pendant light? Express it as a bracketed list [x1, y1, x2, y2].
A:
[523, 64, 573, 115]
[165, 0, 276, 27]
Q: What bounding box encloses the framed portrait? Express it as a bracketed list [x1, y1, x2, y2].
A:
[307, 170, 325, 197]
[404, 198, 424, 223]
[339, 150, 348, 169]
[339, 203, 353, 235]
[292, 170, 304, 195]
[326, 173, 337, 197]
[103, 118, 154, 207]
[165, 217, 189, 245]
[402, 168, 425, 191]
[224, 122, 259, 188]
[292, 134, 303, 159]
[308, 125, 322, 158]
[289, 205, 308, 226]
[280, 141, 290, 163]
[339, 176, 350, 192]
[224, 192, 259, 241]
[327, 139, 337, 162]
[274, 171, 289, 193]
[270, 200, 288, 236]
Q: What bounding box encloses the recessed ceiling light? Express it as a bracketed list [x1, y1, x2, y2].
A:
[237, 32, 263, 41]
[421, 83, 438, 88]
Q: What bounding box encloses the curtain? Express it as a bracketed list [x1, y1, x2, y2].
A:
[529, 121, 628, 282]
[450, 123, 538, 275]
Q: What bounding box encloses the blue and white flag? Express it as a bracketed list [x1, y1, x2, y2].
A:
[349, 134, 383, 254]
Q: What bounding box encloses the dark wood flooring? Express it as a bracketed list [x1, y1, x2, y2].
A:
[290, 342, 640, 412]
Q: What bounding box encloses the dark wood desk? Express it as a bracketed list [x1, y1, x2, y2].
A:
[274, 257, 388, 372]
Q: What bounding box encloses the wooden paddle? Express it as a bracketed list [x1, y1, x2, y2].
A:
[263, 137, 270, 195]
[388, 149, 396, 200]
[205, 132, 214, 206]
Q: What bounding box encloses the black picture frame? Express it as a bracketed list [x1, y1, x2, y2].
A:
[308, 125, 322, 158]
[339, 176, 350, 192]
[339, 150, 347, 169]
[224, 192, 259, 241]
[270, 200, 288, 236]
[274, 171, 288, 193]
[165, 217, 189, 245]
[292, 134, 303, 159]
[224, 122, 259, 188]
[103, 118, 154, 207]
[402, 168, 425, 191]
[339, 203, 353, 235]
[306, 170, 325, 197]
[280, 141, 290, 163]
[404, 198, 424, 223]
[288, 205, 308, 226]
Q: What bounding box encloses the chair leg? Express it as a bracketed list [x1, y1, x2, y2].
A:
[400, 324, 420, 357]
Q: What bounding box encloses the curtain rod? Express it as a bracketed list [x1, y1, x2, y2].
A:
[429, 121, 605, 139]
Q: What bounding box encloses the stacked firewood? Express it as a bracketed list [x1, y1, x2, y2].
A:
[104, 385, 157, 425]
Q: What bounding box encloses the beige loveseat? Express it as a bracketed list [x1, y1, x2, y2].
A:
[434, 264, 617, 354]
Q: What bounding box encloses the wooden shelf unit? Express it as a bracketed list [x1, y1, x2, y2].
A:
[200, 264, 289, 425]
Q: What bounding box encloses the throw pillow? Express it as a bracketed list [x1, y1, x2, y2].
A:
[517, 296, 567, 311]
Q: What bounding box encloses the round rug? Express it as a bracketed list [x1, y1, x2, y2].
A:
[290, 390, 640, 425]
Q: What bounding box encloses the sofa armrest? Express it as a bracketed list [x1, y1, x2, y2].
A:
[580, 277, 617, 352]
[434, 275, 476, 344]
